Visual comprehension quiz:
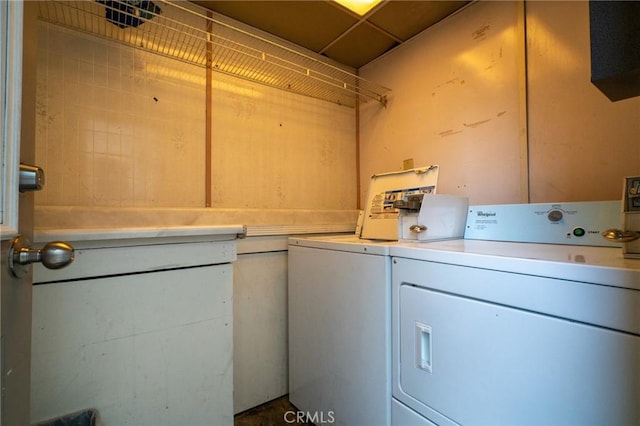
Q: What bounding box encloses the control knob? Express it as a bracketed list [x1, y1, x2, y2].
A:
[547, 210, 563, 222]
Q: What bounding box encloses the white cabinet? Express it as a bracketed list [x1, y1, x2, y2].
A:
[233, 247, 288, 414]
[30, 232, 238, 426]
[288, 243, 392, 426]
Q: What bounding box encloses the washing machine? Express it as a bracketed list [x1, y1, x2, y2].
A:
[288, 234, 396, 425]
[287, 166, 468, 425]
[389, 201, 640, 425]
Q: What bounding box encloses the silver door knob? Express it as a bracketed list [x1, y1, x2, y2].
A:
[601, 229, 640, 243]
[8, 235, 74, 278]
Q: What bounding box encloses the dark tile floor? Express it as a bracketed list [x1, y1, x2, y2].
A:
[234, 396, 312, 426]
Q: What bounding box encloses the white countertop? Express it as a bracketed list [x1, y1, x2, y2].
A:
[33, 225, 245, 282]
[34, 225, 246, 245]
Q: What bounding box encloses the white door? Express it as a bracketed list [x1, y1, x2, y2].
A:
[1, 3, 73, 425]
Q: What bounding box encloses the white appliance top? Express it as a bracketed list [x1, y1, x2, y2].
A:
[391, 239, 640, 290]
[288, 234, 397, 255]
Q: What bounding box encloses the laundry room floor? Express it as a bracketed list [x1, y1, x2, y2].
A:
[234, 396, 311, 426]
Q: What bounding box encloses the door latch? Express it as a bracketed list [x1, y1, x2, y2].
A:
[19, 163, 45, 192]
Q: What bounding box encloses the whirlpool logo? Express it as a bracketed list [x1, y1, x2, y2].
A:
[476, 211, 497, 217]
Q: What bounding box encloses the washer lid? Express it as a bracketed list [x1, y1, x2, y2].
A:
[361, 165, 439, 241]
[288, 234, 396, 255]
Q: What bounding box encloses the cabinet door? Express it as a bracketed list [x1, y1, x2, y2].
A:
[397, 283, 640, 425]
[31, 264, 233, 426]
[289, 245, 391, 426]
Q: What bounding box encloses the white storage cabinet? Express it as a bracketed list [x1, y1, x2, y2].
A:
[30, 231, 239, 426]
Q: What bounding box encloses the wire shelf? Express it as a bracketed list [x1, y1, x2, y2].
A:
[37, 0, 390, 108]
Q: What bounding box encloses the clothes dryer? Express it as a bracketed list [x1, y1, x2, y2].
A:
[389, 208, 640, 425]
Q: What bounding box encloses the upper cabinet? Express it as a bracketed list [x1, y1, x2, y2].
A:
[589, 1, 640, 102]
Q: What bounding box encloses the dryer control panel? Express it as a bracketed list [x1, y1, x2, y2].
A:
[464, 201, 621, 247]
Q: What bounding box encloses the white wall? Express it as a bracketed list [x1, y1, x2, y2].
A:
[526, 1, 640, 202]
[211, 75, 356, 210]
[359, 1, 639, 206]
[35, 17, 357, 214]
[35, 23, 207, 208]
[359, 1, 525, 206]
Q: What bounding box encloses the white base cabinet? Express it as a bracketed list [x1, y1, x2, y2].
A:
[233, 249, 288, 414]
[30, 233, 238, 426]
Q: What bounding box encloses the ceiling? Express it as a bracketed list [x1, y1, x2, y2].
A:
[192, 1, 470, 69]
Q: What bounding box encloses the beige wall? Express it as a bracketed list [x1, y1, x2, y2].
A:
[359, 1, 639, 206]
[34, 20, 357, 215]
[359, 1, 525, 206]
[526, 1, 640, 202]
[210, 73, 356, 210]
[35, 1, 640, 221]
[35, 23, 207, 208]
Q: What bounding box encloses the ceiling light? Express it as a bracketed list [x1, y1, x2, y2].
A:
[333, 0, 382, 16]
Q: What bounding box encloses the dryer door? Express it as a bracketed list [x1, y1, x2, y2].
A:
[395, 280, 640, 425]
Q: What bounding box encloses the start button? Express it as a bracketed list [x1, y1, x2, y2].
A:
[572, 227, 586, 237]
